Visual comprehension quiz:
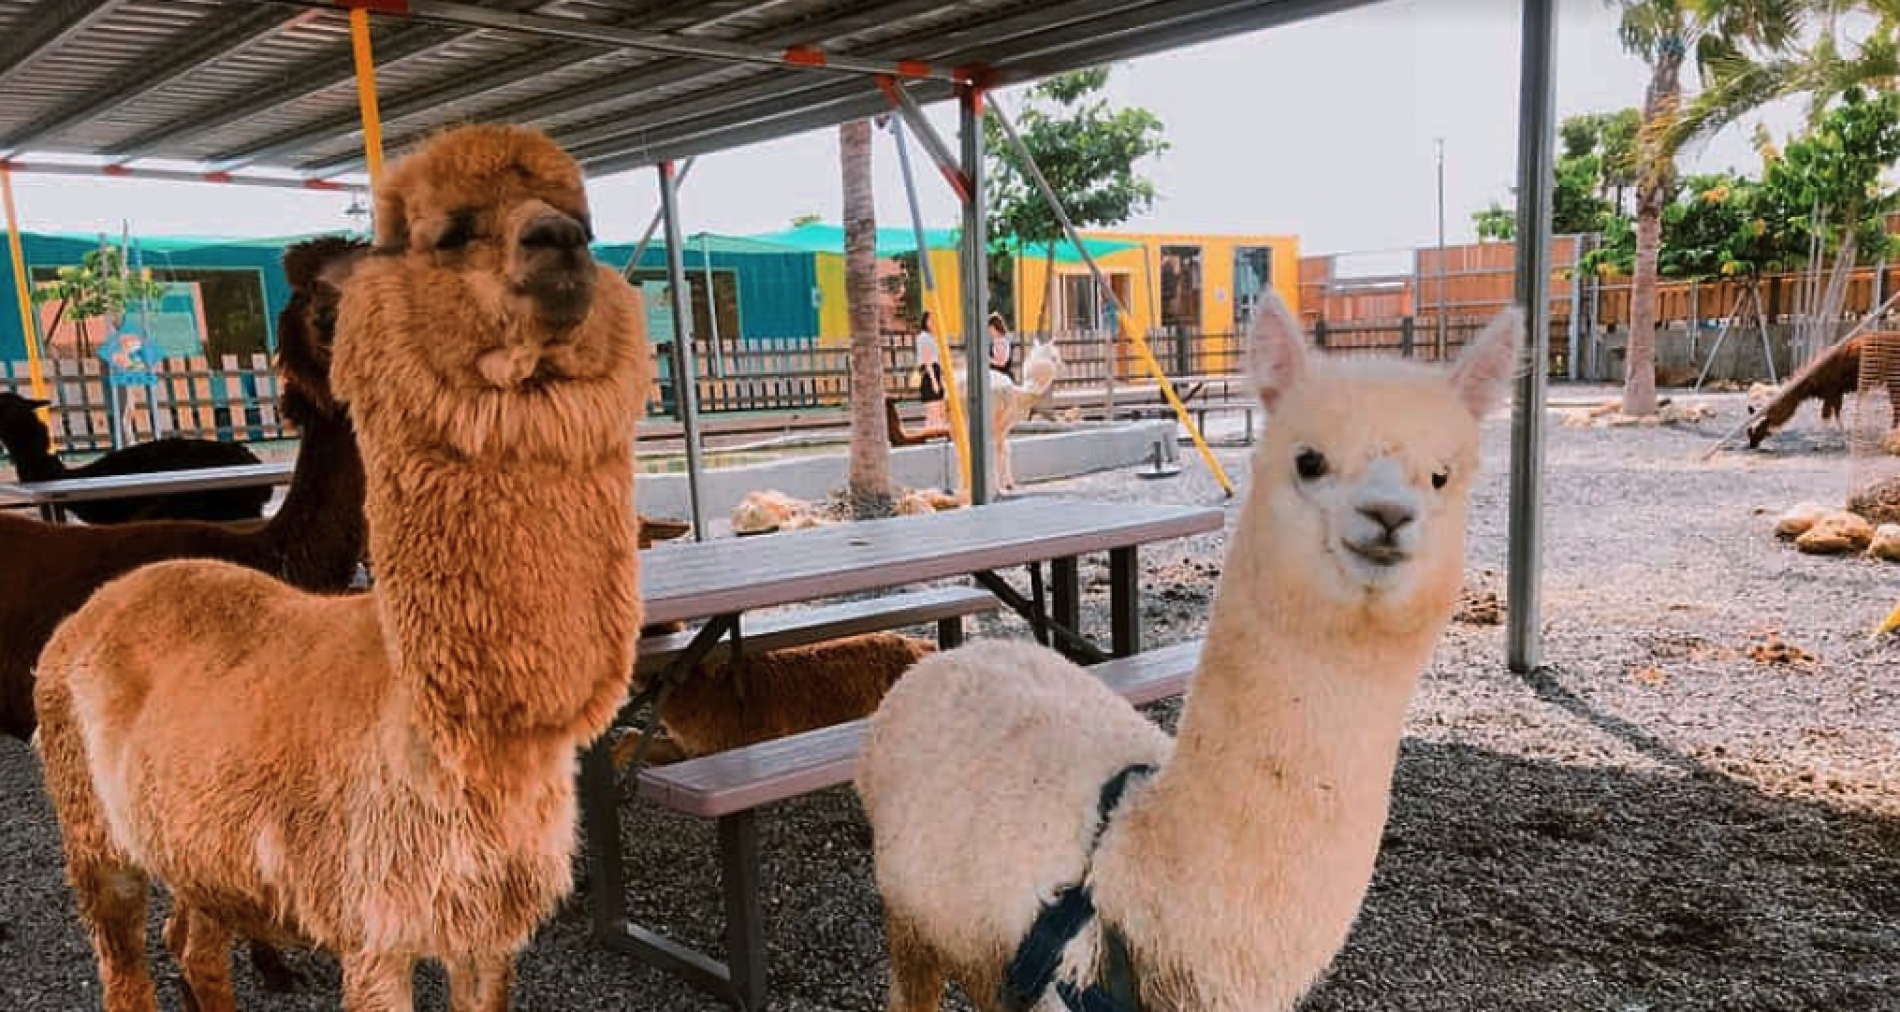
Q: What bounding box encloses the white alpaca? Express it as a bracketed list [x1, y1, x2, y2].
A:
[855, 291, 1521, 1012]
[973, 338, 1062, 493]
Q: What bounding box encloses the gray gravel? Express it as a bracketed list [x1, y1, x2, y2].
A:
[4, 388, 1898, 1010]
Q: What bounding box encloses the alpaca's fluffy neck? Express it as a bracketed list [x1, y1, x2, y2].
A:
[1094, 501, 1453, 1009]
[0, 423, 62, 481]
[364, 385, 640, 772]
[257, 407, 366, 592]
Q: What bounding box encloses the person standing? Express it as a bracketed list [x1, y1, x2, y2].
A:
[915, 310, 947, 430]
[987, 312, 1018, 384]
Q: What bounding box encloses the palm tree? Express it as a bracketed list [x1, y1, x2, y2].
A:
[1670, 3, 1897, 361]
[841, 118, 893, 517]
[1611, 0, 1804, 416]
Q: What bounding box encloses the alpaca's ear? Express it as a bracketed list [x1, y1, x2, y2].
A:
[1450, 307, 1524, 419]
[373, 189, 408, 254]
[1247, 289, 1308, 410]
[22, 396, 50, 410]
[318, 247, 367, 292]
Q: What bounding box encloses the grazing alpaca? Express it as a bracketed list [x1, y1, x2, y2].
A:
[34, 125, 649, 1012]
[615, 632, 934, 765]
[0, 392, 270, 524]
[884, 339, 1064, 491]
[856, 293, 1521, 1012]
[1747, 332, 1900, 448]
[0, 236, 368, 743]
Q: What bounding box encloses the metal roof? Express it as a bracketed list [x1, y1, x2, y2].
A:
[0, 0, 1373, 186]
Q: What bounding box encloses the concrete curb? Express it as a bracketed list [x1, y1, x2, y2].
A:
[635, 420, 1179, 522]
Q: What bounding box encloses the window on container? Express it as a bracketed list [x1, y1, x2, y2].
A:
[1158, 245, 1202, 334]
[1060, 274, 1100, 332]
[27, 265, 267, 362]
[1231, 246, 1273, 332]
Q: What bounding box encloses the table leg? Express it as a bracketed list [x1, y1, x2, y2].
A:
[579, 739, 628, 940]
[38, 503, 60, 524]
[1110, 546, 1140, 658]
[1028, 563, 1049, 647]
[720, 812, 767, 1011]
[1051, 557, 1081, 639]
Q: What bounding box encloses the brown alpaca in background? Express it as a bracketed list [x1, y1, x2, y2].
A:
[614, 631, 935, 765]
[0, 236, 368, 744]
[34, 125, 649, 1012]
[1748, 332, 1900, 448]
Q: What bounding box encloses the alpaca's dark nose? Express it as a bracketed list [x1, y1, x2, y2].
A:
[520, 215, 588, 252]
[1358, 501, 1416, 537]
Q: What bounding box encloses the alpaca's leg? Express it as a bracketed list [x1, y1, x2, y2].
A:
[341, 951, 415, 1012]
[885, 914, 946, 1012]
[247, 940, 303, 994]
[447, 952, 515, 1012]
[165, 906, 236, 1012]
[36, 681, 158, 1012]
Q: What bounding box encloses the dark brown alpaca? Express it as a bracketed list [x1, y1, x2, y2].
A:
[1748, 332, 1900, 448]
[0, 236, 368, 742]
[0, 392, 268, 524]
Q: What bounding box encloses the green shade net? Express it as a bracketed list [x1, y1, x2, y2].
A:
[740, 222, 1137, 263]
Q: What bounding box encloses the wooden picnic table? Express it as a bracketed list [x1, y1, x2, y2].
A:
[584, 497, 1225, 999]
[0, 461, 296, 522]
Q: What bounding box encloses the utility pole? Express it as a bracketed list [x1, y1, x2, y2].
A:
[1435, 137, 1449, 359]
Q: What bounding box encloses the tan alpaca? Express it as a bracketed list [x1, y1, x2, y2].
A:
[886, 340, 1063, 493]
[856, 291, 1521, 1012]
[33, 124, 650, 1012]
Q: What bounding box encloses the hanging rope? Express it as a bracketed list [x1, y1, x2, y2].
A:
[1, 166, 52, 437]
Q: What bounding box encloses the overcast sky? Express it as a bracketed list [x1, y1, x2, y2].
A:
[8, 0, 1826, 257]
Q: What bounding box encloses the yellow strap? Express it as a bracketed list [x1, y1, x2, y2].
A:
[1, 166, 52, 438]
[921, 284, 972, 497]
[1877, 599, 1900, 638]
[349, 8, 386, 194]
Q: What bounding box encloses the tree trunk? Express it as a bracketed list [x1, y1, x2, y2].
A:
[841, 120, 892, 517]
[1622, 49, 1682, 417]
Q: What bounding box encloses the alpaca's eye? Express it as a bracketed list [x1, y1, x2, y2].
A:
[1294, 448, 1329, 480]
[1432, 469, 1451, 490]
[435, 210, 479, 251]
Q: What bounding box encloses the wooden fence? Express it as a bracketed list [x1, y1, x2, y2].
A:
[1, 355, 289, 453]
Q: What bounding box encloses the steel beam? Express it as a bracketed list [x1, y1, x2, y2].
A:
[300, 0, 951, 177]
[217, 0, 780, 171]
[558, 0, 1372, 179]
[0, 0, 128, 94]
[658, 161, 708, 542]
[0, 6, 317, 154]
[0, 159, 362, 193]
[107, 0, 562, 164]
[1507, 0, 1557, 674]
[879, 78, 969, 202]
[960, 84, 992, 505]
[266, 0, 956, 79]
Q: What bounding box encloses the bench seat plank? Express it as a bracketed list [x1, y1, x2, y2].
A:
[637, 585, 998, 676]
[637, 638, 1204, 818]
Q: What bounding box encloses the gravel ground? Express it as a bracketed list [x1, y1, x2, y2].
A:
[4, 387, 1898, 1011]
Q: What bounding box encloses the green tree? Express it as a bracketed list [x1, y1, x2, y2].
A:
[1473, 201, 1518, 241]
[1610, 0, 1804, 416]
[31, 246, 166, 359]
[1671, 2, 1898, 148]
[1754, 87, 1900, 358]
[985, 66, 1167, 334]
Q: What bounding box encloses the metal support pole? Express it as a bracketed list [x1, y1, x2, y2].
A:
[622, 156, 695, 282]
[0, 167, 49, 415]
[1435, 137, 1449, 360]
[987, 98, 1235, 497]
[347, 7, 386, 195]
[959, 84, 993, 504]
[890, 116, 971, 494]
[659, 160, 707, 541]
[1507, 0, 1557, 674]
[1567, 239, 1582, 380]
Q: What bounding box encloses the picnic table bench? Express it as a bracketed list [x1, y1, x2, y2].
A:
[0, 461, 295, 522]
[593, 499, 1223, 1010]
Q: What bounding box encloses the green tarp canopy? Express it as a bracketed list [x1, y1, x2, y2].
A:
[742, 222, 1138, 263]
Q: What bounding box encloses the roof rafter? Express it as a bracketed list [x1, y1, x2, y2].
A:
[0, 0, 130, 94]
[0, 5, 323, 155]
[294, 0, 959, 177]
[210, 0, 814, 172]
